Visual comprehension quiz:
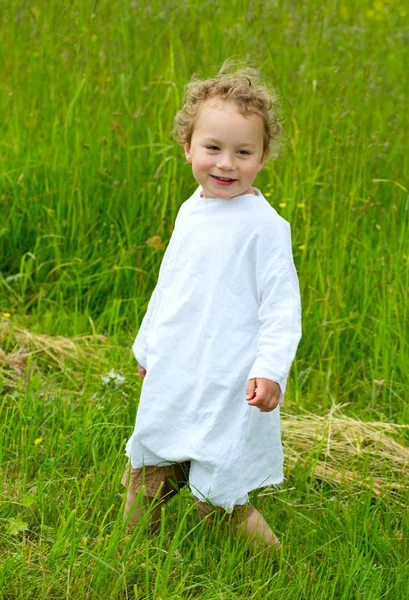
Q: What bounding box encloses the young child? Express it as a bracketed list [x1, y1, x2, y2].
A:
[121, 64, 302, 550]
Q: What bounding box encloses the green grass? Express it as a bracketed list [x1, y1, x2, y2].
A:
[1, 344, 408, 599]
[1, 0, 408, 597]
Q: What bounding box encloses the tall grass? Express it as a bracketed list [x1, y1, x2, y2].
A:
[1, 0, 408, 597]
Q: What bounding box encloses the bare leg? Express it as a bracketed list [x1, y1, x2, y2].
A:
[123, 487, 162, 532]
[195, 498, 280, 552]
[235, 507, 281, 552]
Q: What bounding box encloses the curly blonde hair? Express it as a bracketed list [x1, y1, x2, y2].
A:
[173, 62, 283, 156]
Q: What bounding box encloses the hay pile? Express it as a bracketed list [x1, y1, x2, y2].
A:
[0, 322, 106, 387]
[281, 407, 408, 498]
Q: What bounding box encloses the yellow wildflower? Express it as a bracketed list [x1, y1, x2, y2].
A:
[279, 202, 287, 208]
[298, 244, 306, 251]
[113, 265, 119, 271]
[2, 312, 11, 318]
[264, 192, 272, 198]
[297, 202, 305, 208]
[34, 438, 43, 445]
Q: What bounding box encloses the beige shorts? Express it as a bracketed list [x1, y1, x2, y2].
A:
[121, 461, 254, 524]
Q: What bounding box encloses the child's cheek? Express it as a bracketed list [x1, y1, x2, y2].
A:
[198, 156, 213, 169]
[192, 157, 211, 177]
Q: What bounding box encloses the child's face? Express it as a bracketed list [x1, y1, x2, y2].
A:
[184, 99, 268, 200]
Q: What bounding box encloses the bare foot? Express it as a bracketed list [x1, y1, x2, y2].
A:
[236, 507, 281, 552]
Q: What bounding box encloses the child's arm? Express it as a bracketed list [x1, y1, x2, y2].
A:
[247, 223, 302, 408]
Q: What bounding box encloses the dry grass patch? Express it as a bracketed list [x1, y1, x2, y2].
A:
[280, 406, 409, 500]
[0, 322, 107, 387]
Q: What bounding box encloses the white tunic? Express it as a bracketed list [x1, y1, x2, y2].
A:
[125, 186, 302, 511]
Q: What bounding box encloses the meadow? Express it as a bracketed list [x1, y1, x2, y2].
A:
[1, 0, 408, 598]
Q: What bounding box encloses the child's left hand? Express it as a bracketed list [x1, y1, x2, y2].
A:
[246, 378, 281, 412]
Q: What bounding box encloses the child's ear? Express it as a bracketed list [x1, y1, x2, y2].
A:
[184, 143, 192, 163]
[258, 149, 269, 172]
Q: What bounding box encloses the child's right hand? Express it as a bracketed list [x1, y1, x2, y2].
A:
[137, 364, 147, 379]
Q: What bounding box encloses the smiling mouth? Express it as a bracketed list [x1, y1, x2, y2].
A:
[211, 175, 237, 182]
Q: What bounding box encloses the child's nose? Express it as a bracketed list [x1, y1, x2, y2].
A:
[216, 152, 235, 170]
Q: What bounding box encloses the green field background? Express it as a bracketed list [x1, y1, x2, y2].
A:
[1, 1, 408, 598]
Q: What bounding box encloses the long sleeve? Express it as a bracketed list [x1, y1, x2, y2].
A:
[132, 283, 161, 369]
[132, 207, 184, 368]
[247, 222, 302, 401]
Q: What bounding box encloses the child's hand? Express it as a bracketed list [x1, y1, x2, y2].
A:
[137, 364, 147, 379]
[246, 378, 281, 412]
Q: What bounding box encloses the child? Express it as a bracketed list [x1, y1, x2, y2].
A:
[121, 64, 302, 550]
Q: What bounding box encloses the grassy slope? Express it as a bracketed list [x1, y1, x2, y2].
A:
[1, 0, 408, 598]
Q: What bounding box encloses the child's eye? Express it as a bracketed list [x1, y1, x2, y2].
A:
[206, 145, 220, 151]
[238, 150, 251, 155]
